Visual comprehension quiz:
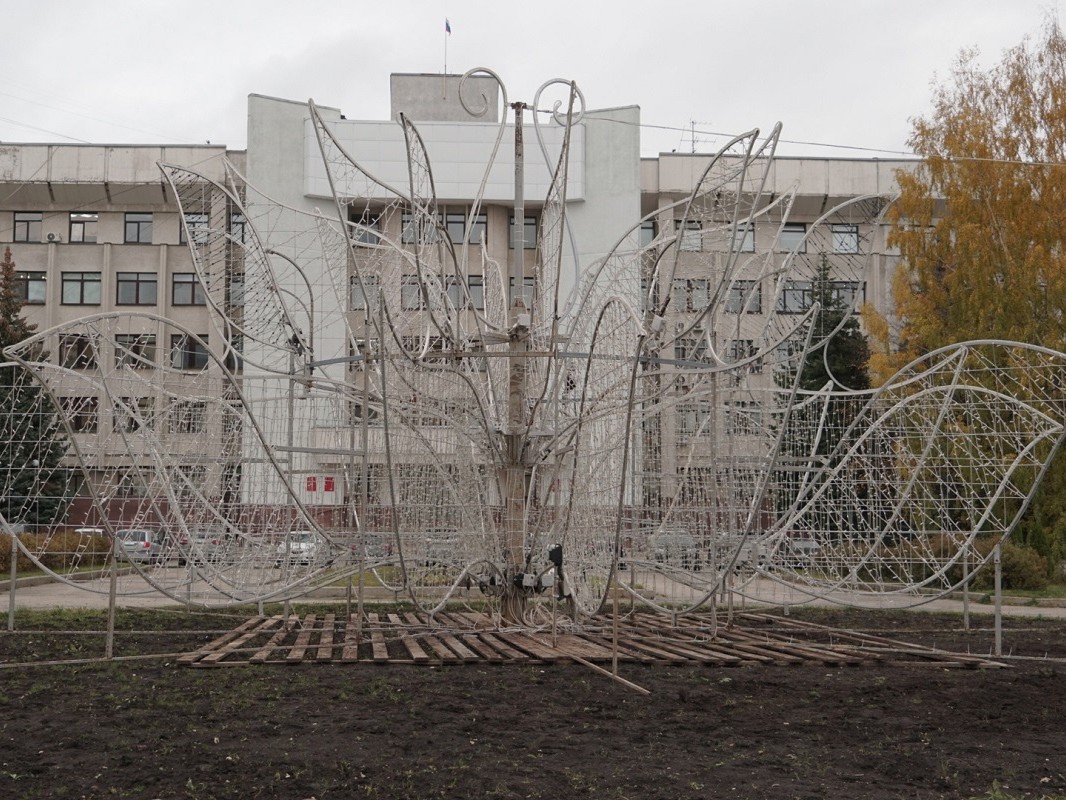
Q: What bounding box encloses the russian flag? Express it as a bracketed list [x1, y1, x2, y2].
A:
[445, 18, 451, 34]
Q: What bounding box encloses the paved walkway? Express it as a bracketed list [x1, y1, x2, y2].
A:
[3, 569, 1066, 619]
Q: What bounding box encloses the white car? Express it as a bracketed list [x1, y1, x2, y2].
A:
[275, 531, 321, 567]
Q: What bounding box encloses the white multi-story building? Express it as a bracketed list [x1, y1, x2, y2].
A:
[0, 73, 913, 530]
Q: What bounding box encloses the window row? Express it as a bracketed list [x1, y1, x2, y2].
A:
[13, 271, 226, 306]
[673, 335, 763, 373]
[351, 275, 537, 312]
[59, 396, 217, 435]
[675, 400, 764, 441]
[351, 208, 538, 250]
[667, 278, 864, 315]
[57, 333, 210, 371]
[671, 220, 860, 255]
[10, 211, 246, 245]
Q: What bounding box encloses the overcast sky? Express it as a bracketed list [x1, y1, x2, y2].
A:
[1, 1, 1059, 158]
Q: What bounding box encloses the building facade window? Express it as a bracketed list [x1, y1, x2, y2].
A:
[229, 213, 247, 244]
[114, 334, 156, 369]
[180, 212, 209, 245]
[672, 278, 710, 312]
[445, 275, 485, 310]
[778, 222, 806, 253]
[113, 396, 155, 433]
[124, 212, 153, 244]
[13, 212, 42, 243]
[725, 400, 763, 436]
[444, 211, 486, 244]
[14, 271, 46, 304]
[831, 280, 866, 309]
[674, 332, 710, 363]
[170, 334, 209, 370]
[350, 209, 381, 245]
[675, 219, 702, 252]
[60, 396, 98, 433]
[509, 276, 536, 308]
[831, 224, 860, 254]
[400, 275, 424, 310]
[168, 400, 207, 434]
[227, 273, 244, 308]
[401, 210, 442, 244]
[509, 215, 538, 250]
[116, 272, 158, 305]
[640, 219, 658, 249]
[725, 280, 762, 314]
[349, 275, 380, 311]
[62, 272, 102, 305]
[69, 212, 98, 244]
[58, 334, 97, 369]
[776, 279, 812, 314]
[726, 339, 762, 373]
[733, 222, 755, 253]
[172, 272, 206, 305]
[676, 401, 711, 443]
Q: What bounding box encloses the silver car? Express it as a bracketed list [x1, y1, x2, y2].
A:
[275, 531, 321, 567]
[115, 528, 165, 565]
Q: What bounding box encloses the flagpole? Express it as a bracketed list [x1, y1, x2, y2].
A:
[443, 20, 449, 99]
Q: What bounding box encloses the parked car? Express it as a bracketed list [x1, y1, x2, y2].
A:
[178, 530, 231, 566]
[115, 528, 165, 565]
[275, 530, 321, 567]
[784, 536, 821, 566]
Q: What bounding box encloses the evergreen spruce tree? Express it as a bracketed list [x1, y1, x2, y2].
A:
[0, 247, 71, 528]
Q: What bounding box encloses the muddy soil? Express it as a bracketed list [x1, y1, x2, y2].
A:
[0, 607, 1064, 800]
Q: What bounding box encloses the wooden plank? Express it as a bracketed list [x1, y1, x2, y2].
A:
[202, 616, 284, 665]
[177, 617, 265, 664]
[315, 614, 335, 661]
[421, 632, 461, 662]
[286, 613, 317, 664]
[461, 634, 504, 663]
[609, 637, 690, 665]
[499, 633, 559, 662]
[367, 613, 390, 663]
[250, 615, 300, 664]
[436, 631, 480, 662]
[340, 613, 362, 662]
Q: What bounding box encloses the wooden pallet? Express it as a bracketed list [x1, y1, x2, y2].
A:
[177, 610, 1006, 669]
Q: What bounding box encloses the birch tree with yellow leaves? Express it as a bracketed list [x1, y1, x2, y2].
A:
[887, 18, 1066, 576]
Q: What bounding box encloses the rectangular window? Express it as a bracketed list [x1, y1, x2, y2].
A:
[124, 212, 153, 244]
[675, 219, 702, 252]
[640, 219, 658, 249]
[671, 278, 709, 312]
[445, 275, 485, 310]
[401, 210, 441, 244]
[170, 334, 209, 370]
[180, 212, 209, 245]
[13, 271, 46, 304]
[778, 222, 806, 253]
[114, 334, 156, 369]
[13, 212, 42, 243]
[349, 274, 380, 311]
[725, 280, 762, 314]
[726, 339, 762, 373]
[831, 280, 866, 309]
[224, 332, 244, 374]
[832, 224, 859, 254]
[62, 272, 102, 305]
[509, 276, 536, 308]
[58, 334, 97, 369]
[509, 215, 538, 250]
[229, 213, 247, 244]
[69, 212, 98, 244]
[60, 396, 98, 433]
[113, 397, 155, 433]
[168, 400, 207, 434]
[227, 272, 244, 308]
[776, 280, 812, 314]
[674, 332, 710, 363]
[351, 210, 380, 245]
[171, 272, 206, 305]
[116, 272, 157, 305]
[468, 275, 485, 310]
[733, 222, 755, 253]
[400, 275, 424, 310]
[676, 402, 711, 443]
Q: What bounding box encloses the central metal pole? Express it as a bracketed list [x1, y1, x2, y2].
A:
[7, 529, 17, 632]
[501, 101, 530, 619]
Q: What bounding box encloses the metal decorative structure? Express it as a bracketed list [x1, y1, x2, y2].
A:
[3, 69, 1065, 621]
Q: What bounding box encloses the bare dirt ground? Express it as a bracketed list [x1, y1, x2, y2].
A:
[1, 605, 1065, 800]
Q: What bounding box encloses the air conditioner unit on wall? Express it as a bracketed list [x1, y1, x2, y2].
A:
[46, 232, 61, 243]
